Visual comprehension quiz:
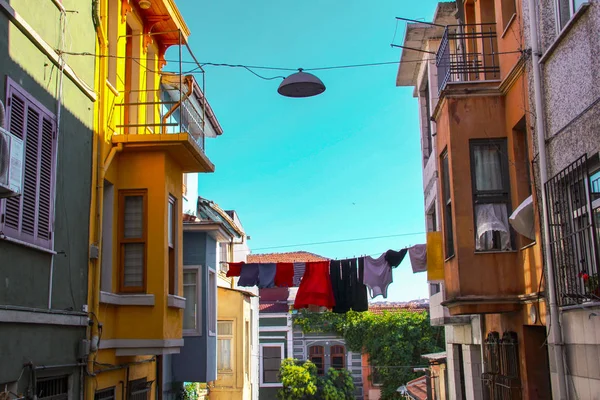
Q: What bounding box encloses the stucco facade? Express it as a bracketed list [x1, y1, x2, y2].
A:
[0, 1, 95, 398]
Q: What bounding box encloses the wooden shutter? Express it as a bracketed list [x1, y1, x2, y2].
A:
[2, 78, 56, 249]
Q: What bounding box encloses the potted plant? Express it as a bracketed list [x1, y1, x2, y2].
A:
[578, 271, 600, 298]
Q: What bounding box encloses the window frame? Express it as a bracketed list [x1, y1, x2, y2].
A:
[1, 77, 57, 250]
[182, 265, 202, 336]
[555, 0, 587, 32]
[330, 345, 346, 370]
[168, 194, 177, 295]
[94, 387, 116, 400]
[217, 320, 234, 373]
[469, 138, 513, 252]
[309, 345, 325, 376]
[441, 150, 455, 259]
[208, 267, 217, 336]
[260, 343, 285, 387]
[118, 189, 148, 293]
[36, 375, 70, 400]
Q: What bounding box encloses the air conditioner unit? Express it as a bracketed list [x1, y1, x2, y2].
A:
[0, 127, 24, 198]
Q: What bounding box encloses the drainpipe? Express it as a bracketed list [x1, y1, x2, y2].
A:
[526, 0, 568, 398]
[161, 75, 194, 134]
[0, 99, 5, 128]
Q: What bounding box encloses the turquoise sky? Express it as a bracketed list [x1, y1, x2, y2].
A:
[173, 0, 440, 302]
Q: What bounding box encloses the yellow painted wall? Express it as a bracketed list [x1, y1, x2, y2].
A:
[210, 288, 253, 400]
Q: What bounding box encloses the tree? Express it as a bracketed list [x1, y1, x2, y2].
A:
[277, 359, 355, 400]
[294, 309, 444, 399]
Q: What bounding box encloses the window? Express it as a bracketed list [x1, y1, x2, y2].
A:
[245, 321, 250, 377]
[118, 189, 147, 293]
[423, 78, 433, 159]
[107, 4, 118, 87]
[37, 376, 69, 400]
[208, 269, 216, 335]
[128, 378, 151, 400]
[168, 195, 177, 295]
[556, 0, 587, 31]
[331, 345, 346, 369]
[1, 78, 56, 250]
[219, 242, 229, 274]
[470, 139, 512, 251]
[430, 282, 441, 296]
[309, 346, 325, 376]
[183, 267, 201, 334]
[261, 344, 284, 386]
[371, 367, 383, 386]
[441, 150, 454, 258]
[217, 321, 234, 372]
[501, 0, 517, 31]
[95, 387, 115, 400]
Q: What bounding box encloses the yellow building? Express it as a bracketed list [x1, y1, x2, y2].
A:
[86, 1, 214, 399]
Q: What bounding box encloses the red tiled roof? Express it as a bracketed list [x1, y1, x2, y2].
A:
[368, 302, 428, 315]
[247, 251, 329, 263]
[406, 375, 428, 400]
[259, 302, 290, 313]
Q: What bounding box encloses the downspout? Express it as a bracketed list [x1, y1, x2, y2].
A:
[526, 0, 568, 398]
[86, 3, 110, 400]
[161, 75, 194, 134]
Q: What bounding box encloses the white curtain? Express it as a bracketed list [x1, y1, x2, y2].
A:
[473, 144, 504, 192]
[217, 338, 232, 371]
[475, 204, 511, 251]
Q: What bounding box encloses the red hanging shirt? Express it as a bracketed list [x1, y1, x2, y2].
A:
[226, 262, 244, 277]
[274, 262, 294, 287]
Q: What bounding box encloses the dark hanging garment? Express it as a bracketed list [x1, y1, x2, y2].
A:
[385, 248, 408, 268]
[352, 257, 369, 312]
[238, 263, 259, 287]
[331, 260, 352, 313]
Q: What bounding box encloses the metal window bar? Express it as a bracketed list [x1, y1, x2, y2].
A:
[95, 388, 116, 400]
[110, 30, 208, 151]
[545, 155, 600, 306]
[128, 378, 152, 400]
[436, 23, 500, 93]
[37, 376, 69, 400]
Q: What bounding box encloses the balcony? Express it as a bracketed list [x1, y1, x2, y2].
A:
[436, 23, 500, 93]
[545, 155, 600, 306]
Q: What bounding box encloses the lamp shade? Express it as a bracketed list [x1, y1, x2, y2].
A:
[138, 0, 151, 9]
[278, 69, 325, 98]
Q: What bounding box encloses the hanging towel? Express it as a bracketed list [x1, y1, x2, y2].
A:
[275, 262, 294, 287]
[330, 260, 351, 313]
[258, 263, 277, 289]
[294, 261, 335, 309]
[238, 263, 259, 287]
[385, 248, 408, 268]
[409, 244, 427, 273]
[352, 258, 369, 312]
[426, 232, 444, 281]
[293, 262, 306, 286]
[226, 262, 244, 277]
[363, 253, 393, 299]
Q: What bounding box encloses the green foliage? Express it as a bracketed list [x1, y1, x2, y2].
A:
[294, 310, 445, 400]
[277, 359, 355, 400]
[181, 382, 199, 400]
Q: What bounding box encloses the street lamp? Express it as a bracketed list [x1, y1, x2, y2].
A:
[278, 69, 326, 98]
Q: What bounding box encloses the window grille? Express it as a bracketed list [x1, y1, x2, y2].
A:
[95, 387, 115, 400]
[37, 376, 69, 400]
[128, 378, 151, 400]
[482, 331, 521, 400]
[545, 155, 600, 306]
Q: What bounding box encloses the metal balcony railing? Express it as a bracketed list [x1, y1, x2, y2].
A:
[545, 155, 600, 306]
[436, 23, 500, 93]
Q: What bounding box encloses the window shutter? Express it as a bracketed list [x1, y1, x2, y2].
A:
[2, 79, 55, 249]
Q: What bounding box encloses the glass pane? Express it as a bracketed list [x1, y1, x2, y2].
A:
[168, 200, 173, 246]
[218, 321, 233, 336]
[332, 355, 344, 369]
[123, 243, 144, 287]
[208, 272, 216, 333]
[183, 271, 197, 330]
[217, 338, 232, 370]
[473, 144, 504, 191]
[124, 196, 143, 238]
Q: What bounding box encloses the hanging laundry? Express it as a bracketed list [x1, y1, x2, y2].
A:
[330, 260, 351, 313]
[274, 262, 294, 287]
[352, 258, 369, 312]
[226, 262, 244, 277]
[294, 261, 335, 309]
[293, 262, 306, 286]
[409, 244, 427, 273]
[258, 263, 277, 289]
[238, 263, 259, 287]
[363, 253, 393, 299]
[385, 248, 408, 268]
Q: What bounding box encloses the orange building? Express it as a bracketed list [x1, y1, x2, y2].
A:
[397, 1, 551, 398]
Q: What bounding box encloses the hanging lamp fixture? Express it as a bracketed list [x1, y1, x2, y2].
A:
[138, 0, 152, 9]
[277, 68, 326, 98]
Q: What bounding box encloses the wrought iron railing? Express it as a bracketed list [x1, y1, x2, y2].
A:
[545, 155, 600, 306]
[436, 23, 500, 93]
